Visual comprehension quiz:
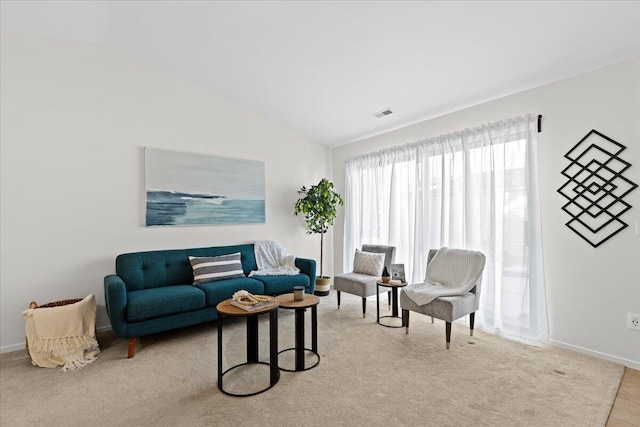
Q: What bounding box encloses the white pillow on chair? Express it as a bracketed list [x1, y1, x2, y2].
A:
[353, 249, 385, 276]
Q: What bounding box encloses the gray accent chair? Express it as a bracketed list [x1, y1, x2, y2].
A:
[334, 244, 396, 317]
[400, 249, 485, 349]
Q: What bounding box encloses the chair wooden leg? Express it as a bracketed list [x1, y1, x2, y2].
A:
[431, 316, 434, 323]
[128, 337, 137, 358]
[403, 309, 410, 334]
[337, 291, 341, 309]
[470, 312, 475, 336]
[362, 298, 366, 318]
[445, 322, 451, 349]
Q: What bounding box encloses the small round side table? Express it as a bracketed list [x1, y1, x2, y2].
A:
[274, 293, 320, 372]
[376, 280, 407, 328]
[216, 298, 280, 397]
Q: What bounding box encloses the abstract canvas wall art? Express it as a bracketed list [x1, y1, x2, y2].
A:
[145, 148, 265, 226]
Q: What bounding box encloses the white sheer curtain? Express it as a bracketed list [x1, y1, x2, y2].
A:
[344, 116, 548, 342]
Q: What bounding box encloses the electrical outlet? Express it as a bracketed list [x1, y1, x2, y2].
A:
[629, 313, 640, 331]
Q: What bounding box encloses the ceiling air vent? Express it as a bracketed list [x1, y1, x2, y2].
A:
[373, 109, 393, 118]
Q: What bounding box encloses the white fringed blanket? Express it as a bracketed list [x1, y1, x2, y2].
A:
[403, 248, 486, 306]
[22, 294, 100, 372]
[249, 240, 300, 276]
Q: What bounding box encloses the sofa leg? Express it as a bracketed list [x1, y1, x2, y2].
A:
[337, 291, 341, 309]
[362, 298, 366, 318]
[128, 337, 136, 358]
[445, 322, 451, 349]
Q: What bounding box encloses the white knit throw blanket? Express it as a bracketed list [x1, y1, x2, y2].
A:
[403, 248, 486, 306]
[249, 240, 300, 276]
[22, 294, 100, 372]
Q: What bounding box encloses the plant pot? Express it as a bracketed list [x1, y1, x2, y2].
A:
[315, 276, 331, 296]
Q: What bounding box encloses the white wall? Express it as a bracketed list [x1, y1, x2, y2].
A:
[0, 33, 332, 352]
[332, 58, 640, 367]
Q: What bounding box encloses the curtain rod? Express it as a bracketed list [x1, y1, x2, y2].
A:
[346, 114, 542, 164]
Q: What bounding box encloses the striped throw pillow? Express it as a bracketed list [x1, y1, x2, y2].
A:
[189, 253, 245, 285]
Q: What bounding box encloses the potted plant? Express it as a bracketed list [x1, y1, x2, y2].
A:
[294, 178, 344, 296]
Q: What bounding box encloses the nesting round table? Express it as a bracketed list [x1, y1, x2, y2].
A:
[216, 298, 280, 397]
[274, 293, 320, 372]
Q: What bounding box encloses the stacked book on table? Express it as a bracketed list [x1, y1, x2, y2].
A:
[231, 297, 275, 312]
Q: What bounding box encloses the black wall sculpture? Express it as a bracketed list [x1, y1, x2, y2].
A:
[558, 129, 637, 248]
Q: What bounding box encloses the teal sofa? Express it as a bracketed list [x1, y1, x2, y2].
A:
[104, 244, 316, 357]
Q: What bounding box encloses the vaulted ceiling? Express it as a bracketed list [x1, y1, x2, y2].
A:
[2, 1, 639, 146]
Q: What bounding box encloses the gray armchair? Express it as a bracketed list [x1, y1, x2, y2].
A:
[400, 248, 486, 349]
[334, 244, 396, 317]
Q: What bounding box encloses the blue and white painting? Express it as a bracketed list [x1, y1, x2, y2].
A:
[145, 148, 265, 226]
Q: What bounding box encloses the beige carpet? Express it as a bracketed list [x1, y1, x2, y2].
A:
[1, 291, 623, 426]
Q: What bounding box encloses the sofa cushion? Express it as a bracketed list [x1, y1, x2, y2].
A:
[196, 277, 264, 307]
[127, 285, 206, 322]
[189, 253, 245, 285]
[253, 274, 310, 296]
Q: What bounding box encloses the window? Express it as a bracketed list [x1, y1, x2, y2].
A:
[344, 116, 548, 342]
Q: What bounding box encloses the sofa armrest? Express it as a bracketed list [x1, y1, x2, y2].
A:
[295, 257, 317, 294]
[104, 275, 129, 338]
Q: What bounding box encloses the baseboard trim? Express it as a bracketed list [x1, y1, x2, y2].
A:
[545, 339, 640, 370]
[0, 325, 114, 354]
[0, 342, 26, 354]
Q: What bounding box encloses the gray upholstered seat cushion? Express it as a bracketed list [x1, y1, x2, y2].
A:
[399, 290, 478, 323]
[334, 272, 380, 298]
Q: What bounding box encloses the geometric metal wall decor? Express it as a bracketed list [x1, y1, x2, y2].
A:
[557, 129, 638, 247]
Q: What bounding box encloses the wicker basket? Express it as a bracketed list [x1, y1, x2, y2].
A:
[25, 298, 83, 351]
[29, 298, 83, 310]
